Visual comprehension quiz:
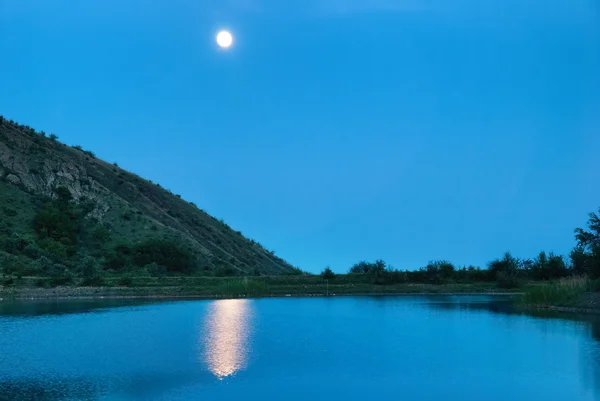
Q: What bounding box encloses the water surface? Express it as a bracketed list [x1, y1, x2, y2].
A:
[1, 295, 599, 401]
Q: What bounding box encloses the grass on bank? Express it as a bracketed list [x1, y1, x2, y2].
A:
[0, 275, 515, 299]
[519, 276, 591, 307]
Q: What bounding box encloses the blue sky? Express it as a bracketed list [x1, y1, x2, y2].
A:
[1, 0, 599, 273]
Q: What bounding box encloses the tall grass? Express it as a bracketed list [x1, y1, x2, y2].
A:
[214, 278, 269, 297]
[519, 276, 590, 306]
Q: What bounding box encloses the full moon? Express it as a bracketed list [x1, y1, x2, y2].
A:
[216, 31, 233, 49]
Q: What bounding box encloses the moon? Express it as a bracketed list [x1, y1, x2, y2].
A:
[216, 31, 233, 49]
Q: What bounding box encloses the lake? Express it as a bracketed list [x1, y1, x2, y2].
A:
[0, 295, 599, 401]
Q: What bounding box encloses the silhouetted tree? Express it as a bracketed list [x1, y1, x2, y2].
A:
[574, 208, 600, 278]
[321, 266, 335, 280]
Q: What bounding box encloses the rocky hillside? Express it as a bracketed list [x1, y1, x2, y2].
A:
[0, 116, 298, 279]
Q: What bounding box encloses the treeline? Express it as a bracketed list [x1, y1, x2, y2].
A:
[323, 208, 600, 288]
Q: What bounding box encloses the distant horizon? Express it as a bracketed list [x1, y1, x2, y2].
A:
[1, 0, 598, 273]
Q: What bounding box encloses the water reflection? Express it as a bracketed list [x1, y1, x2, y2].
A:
[0, 298, 167, 317]
[203, 299, 253, 379]
[423, 295, 600, 399]
[0, 377, 99, 401]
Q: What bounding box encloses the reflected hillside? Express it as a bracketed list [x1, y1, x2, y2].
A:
[0, 377, 98, 401]
[0, 299, 166, 317]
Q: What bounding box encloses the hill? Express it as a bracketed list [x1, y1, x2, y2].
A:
[0, 116, 299, 282]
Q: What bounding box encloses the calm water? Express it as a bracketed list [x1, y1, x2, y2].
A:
[1, 296, 599, 401]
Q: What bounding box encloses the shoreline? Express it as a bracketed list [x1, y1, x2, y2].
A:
[0, 291, 519, 301]
[547, 305, 600, 315]
[2, 285, 598, 316]
[0, 281, 515, 301]
[3, 293, 599, 316]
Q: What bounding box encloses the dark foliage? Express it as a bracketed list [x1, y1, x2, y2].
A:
[32, 187, 80, 246]
[132, 239, 194, 273]
[573, 209, 600, 278]
[321, 266, 335, 280]
[349, 260, 386, 274]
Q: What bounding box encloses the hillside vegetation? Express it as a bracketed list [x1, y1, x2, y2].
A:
[0, 116, 298, 284]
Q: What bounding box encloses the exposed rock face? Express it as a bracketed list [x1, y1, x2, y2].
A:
[0, 117, 295, 275]
[6, 174, 20, 185]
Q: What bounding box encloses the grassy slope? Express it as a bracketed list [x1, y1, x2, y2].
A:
[0, 117, 295, 275]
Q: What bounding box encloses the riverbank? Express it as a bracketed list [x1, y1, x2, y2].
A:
[0, 279, 515, 300]
[3, 277, 599, 316]
[517, 277, 600, 314]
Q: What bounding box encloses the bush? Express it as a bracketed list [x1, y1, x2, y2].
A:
[35, 278, 51, 288]
[144, 262, 167, 277]
[283, 266, 305, 276]
[496, 271, 523, 289]
[22, 244, 41, 259]
[0, 233, 33, 255]
[37, 238, 72, 258]
[33, 191, 80, 245]
[321, 267, 335, 280]
[215, 266, 238, 277]
[0, 252, 30, 277]
[349, 260, 386, 274]
[33, 256, 69, 277]
[379, 269, 408, 285]
[2, 207, 17, 217]
[2, 278, 15, 286]
[119, 276, 133, 286]
[80, 254, 102, 278]
[133, 239, 194, 273]
[92, 225, 111, 243]
[49, 276, 74, 286]
[80, 276, 105, 287]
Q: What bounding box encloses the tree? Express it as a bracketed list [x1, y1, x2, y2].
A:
[488, 252, 520, 275]
[349, 261, 371, 274]
[421, 260, 454, 283]
[321, 266, 335, 280]
[438, 261, 455, 279]
[349, 260, 386, 274]
[570, 246, 588, 276]
[575, 209, 600, 250]
[487, 252, 523, 286]
[49, 133, 58, 141]
[574, 208, 600, 278]
[54, 186, 73, 207]
[547, 253, 568, 279]
[373, 259, 386, 273]
[80, 254, 102, 278]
